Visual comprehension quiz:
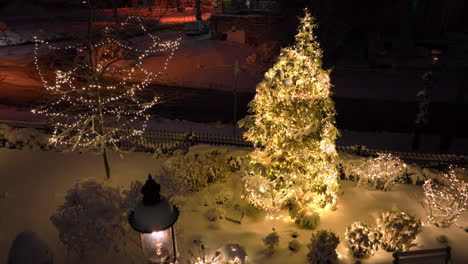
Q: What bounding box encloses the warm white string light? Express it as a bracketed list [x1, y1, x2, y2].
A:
[32, 16, 181, 150]
[423, 166, 468, 227]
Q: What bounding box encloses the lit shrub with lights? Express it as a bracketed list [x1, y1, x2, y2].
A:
[345, 221, 382, 258]
[423, 166, 468, 227]
[240, 9, 340, 219]
[351, 153, 406, 191]
[376, 211, 422, 252]
[307, 230, 339, 264]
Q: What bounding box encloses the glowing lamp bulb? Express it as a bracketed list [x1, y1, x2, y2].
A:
[151, 231, 165, 239]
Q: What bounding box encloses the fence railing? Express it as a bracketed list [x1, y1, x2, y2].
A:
[1, 119, 467, 166]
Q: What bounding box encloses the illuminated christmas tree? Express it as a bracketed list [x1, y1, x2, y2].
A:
[32, 13, 180, 179]
[240, 10, 340, 216]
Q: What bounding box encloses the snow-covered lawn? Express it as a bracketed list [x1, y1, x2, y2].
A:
[1, 146, 467, 264]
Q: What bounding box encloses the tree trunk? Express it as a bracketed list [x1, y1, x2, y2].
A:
[196, 0, 202, 21]
[111, 0, 119, 23]
[102, 147, 111, 179]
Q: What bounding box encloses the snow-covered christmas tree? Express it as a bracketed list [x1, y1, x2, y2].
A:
[239, 9, 340, 216]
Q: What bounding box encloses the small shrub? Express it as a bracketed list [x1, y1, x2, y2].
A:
[423, 166, 468, 227]
[158, 149, 235, 194]
[288, 239, 301, 252]
[50, 179, 125, 258]
[263, 231, 280, 249]
[307, 230, 339, 264]
[376, 211, 422, 252]
[262, 230, 279, 256]
[345, 221, 382, 258]
[295, 208, 320, 229]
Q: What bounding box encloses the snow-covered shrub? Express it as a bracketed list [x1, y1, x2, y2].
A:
[205, 207, 224, 221]
[288, 239, 301, 252]
[213, 243, 248, 264]
[7, 231, 53, 264]
[307, 230, 339, 264]
[345, 221, 382, 258]
[158, 148, 235, 194]
[349, 153, 406, 191]
[423, 167, 468, 227]
[120, 180, 143, 212]
[189, 242, 248, 264]
[0, 124, 50, 150]
[263, 231, 280, 248]
[339, 155, 367, 181]
[404, 163, 426, 185]
[294, 208, 320, 229]
[262, 230, 279, 256]
[151, 142, 188, 158]
[50, 178, 126, 257]
[376, 211, 422, 252]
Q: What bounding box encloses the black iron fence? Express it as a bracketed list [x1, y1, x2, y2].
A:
[1, 119, 467, 166]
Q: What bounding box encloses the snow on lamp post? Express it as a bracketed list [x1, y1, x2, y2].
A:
[129, 175, 179, 264]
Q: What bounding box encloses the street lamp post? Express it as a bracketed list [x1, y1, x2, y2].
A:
[129, 175, 179, 264]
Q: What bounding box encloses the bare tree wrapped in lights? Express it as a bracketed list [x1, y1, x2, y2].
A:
[32, 8, 180, 179]
[423, 166, 468, 227]
[239, 9, 340, 217]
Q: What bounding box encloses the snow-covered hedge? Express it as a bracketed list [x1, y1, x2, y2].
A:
[376, 211, 422, 252]
[423, 166, 468, 227]
[156, 146, 244, 194]
[345, 221, 382, 258]
[0, 124, 50, 150]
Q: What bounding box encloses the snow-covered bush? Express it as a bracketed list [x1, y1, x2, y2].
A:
[120, 180, 143, 212]
[262, 230, 280, 256]
[158, 148, 236, 194]
[7, 231, 53, 264]
[0, 124, 50, 150]
[423, 167, 468, 227]
[50, 179, 127, 258]
[345, 221, 382, 258]
[404, 163, 426, 185]
[189, 242, 248, 264]
[376, 211, 422, 252]
[294, 208, 320, 229]
[213, 243, 248, 264]
[344, 153, 406, 191]
[307, 230, 339, 264]
[288, 239, 301, 252]
[205, 207, 224, 221]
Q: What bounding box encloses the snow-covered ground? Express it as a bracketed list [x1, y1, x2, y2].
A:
[0, 146, 467, 264]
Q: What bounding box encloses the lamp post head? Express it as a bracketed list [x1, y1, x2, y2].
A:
[142, 174, 161, 206]
[129, 174, 179, 233]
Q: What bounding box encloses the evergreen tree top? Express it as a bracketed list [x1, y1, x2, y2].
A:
[294, 9, 322, 59]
